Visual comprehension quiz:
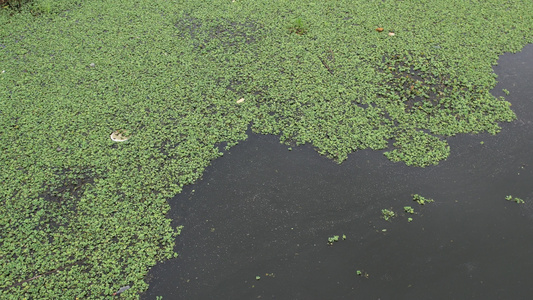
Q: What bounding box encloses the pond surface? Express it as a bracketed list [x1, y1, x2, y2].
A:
[143, 44, 533, 300]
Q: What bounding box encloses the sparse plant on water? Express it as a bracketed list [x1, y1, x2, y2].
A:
[413, 194, 434, 205]
[327, 234, 346, 245]
[356, 269, 369, 278]
[381, 209, 396, 221]
[404, 206, 415, 214]
[506, 195, 525, 204]
[328, 235, 340, 245]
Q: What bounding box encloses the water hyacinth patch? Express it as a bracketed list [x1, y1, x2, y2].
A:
[356, 269, 369, 278]
[0, 0, 532, 298]
[381, 209, 396, 221]
[413, 194, 435, 205]
[328, 235, 340, 245]
[404, 206, 415, 214]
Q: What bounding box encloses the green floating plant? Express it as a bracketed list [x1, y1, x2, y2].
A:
[1, 0, 532, 298]
[413, 194, 434, 205]
[506, 195, 525, 204]
[404, 206, 415, 214]
[356, 269, 369, 278]
[327, 235, 340, 245]
[381, 209, 396, 221]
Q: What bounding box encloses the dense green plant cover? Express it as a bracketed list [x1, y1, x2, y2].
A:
[1, 0, 532, 298]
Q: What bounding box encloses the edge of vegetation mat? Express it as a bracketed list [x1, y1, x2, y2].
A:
[1, 0, 532, 298]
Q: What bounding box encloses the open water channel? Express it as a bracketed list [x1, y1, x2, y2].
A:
[143, 44, 533, 300]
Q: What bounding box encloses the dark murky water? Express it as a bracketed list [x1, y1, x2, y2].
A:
[143, 44, 533, 300]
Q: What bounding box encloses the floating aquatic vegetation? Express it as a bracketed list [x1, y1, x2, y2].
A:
[356, 269, 369, 278]
[413, 194, 434, 205]
[1, 0, 532, 298]
[327, 234, 347, 245]
[381, 209, 396, 221]
[327, 235, 340, 245]
[505, 195, 525, 204]
[404, 206, 415, 214]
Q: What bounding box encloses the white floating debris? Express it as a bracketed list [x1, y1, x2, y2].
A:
[236, 98, 245, 104]
[388, 32, 395, 36]
[89, 63, 95, 67]
[113, 285, 130, 296]
[110, 130, 130, 142]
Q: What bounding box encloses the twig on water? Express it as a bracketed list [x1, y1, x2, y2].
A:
[318, 55, 334, 75]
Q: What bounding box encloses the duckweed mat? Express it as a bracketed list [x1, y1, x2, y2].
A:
[1, 0, 532, 298]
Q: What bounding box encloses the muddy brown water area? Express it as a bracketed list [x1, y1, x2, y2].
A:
[142, 44, 533, 300]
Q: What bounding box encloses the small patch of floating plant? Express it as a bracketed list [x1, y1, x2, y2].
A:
[505, 195, 524, 204]
[327, 235, 339, 245]
[110, 129, 131, 142]
[412, 194, 434, 205]
[404, 206, 415, 214]
[404, 206, 415, 221]
[327, 234, 346, 245]
[287, 17, 308, 35]
[356, 269, 369, 278]
[381, 209, 396, 221]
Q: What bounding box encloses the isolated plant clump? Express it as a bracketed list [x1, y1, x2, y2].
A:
[381, 209, 396, 221]
[412, 194, 435, 205]
[505, 195, 525, 204]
